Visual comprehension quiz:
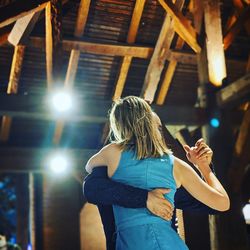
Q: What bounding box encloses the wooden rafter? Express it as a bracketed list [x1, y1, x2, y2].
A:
[224, 0, 250, 35]
[156, 37, 185, 105]
[25, 36, 248, 66]
[141, 0, 184, 103]
[29, 37, 154, 58]
[216, 72, 250, 107]
[53, 0, 91, 145]
[223, 6, 250, 50]
[158, 0, 201, 53]
[0, 0, 48, 28]
[8, 11, 42, 46]
[224, 0, 244, 34]
[113, 0, 146, 101]
[45, 0, 62, 90]
[189, 0, 204, 34]
[64, 0, 91, 88]
[0, 45, 25, 141]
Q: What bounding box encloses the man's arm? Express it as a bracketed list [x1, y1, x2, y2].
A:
[97, 204, 116, 250]
[83, 166, 148, 208]
[175, 186, 218, 214]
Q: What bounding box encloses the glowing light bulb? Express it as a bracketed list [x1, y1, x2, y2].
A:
[49, 155, 69, 174]
[52, 91, 73, 112]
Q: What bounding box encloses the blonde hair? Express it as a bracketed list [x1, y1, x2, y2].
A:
[109, 96, 171, 159]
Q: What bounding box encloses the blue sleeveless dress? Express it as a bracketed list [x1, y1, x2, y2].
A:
[111, 150, 189, 250]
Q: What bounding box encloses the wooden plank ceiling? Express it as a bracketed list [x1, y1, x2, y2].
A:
[0, 0, 249, 155]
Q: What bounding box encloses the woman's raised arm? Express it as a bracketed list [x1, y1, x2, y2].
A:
[173, 156, 230, 211]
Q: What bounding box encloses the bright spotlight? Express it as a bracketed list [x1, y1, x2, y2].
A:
[210, 118, 220, 128]
[51, 91, 73, 112]
[49, 154, 69, 174]
[243, 204, 250, 224]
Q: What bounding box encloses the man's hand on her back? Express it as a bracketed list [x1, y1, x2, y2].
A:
[146, 188, 174, 221]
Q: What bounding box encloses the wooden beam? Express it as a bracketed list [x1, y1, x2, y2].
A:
[113, 0, 146, 101]
[113, 56, 132, 101]
[223, 0, 243, 34]
[141, 0, 184, 103]
[63, 40, 152, 58]
[7, 45, 26, 94]
[28, 36, 154, 58]
[223, 6, 250, 50]
[8, 11, 42, 46]
[0, 45, 25, 141]
[204, 0, 227, 86]
[53, 0, 91, 145]
[190, 0, 204, 34]
[0, 93, 207, 126]
[45, 0, 63, 90]
[74, 0, 91, 38]
[127, 0, 145, 44]
[156, 38, 185, 105]
[224, 0, 250, 37]
[0, 0, 48, 28]
[216, 72, 250, 107]
[26, 36, 248, 66]
[0, 147, 97, 173]
[64, 0, 91, 88]
[158, 0, 201, 53]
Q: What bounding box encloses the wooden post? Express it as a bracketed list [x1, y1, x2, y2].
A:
[29, 173, 36, 250]
[204, 0, 226, 86]
[16, 174, 29, 250]
[43, 175, 82, 250]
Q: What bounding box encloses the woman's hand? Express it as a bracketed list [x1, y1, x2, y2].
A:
[183, 138, 213, 167]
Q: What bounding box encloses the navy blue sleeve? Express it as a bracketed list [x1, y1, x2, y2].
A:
[175, 186, 218, 214]
[83, 166, 148, 208]
[97, 205, 116, 250]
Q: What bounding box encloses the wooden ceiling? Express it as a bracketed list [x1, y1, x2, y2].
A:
[0, 0, 249, 171]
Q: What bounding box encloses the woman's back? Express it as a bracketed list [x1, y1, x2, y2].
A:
[111, 150, 188, 250]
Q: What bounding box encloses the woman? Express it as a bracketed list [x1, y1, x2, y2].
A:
[85, 96, 230, 250]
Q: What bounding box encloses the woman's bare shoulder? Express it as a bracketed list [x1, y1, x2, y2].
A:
[101, 142, 122, 155]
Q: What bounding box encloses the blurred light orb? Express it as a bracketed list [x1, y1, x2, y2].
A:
[52, 91, 72, 112]
[49, 155, 69, 174]
[210, 118, 220, 128]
